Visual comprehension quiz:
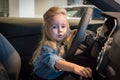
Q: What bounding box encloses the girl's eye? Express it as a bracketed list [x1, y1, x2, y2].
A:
[52, 25, 58, 29]
[62, 25, 68, 28]
[62, 26, 65, 28]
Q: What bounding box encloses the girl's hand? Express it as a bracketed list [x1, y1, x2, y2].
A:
[72, 64, 92, 78]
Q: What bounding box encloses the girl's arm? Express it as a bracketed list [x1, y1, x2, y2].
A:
[55, 59, 92, 78]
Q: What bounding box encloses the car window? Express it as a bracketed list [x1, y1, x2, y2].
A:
[65, 7, 87, 17]
[66, 10, 78, 17]
[65, 6, 105, 20]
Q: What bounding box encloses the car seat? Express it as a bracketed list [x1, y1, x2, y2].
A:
[0, 33, 21, 80]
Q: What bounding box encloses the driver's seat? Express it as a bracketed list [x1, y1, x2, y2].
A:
[0, 33, 21, 80]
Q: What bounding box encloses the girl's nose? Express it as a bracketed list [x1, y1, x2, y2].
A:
[58, 26, 62, 32]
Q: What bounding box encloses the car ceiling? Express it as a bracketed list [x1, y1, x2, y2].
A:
[86, 0, 120, 12]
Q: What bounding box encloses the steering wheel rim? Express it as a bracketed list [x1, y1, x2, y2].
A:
[66, 7, 93, 58]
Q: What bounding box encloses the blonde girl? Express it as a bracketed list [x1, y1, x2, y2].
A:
[31, 6, 92, 80]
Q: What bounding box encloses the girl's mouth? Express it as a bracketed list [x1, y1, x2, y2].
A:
[58, 35, 63, 38]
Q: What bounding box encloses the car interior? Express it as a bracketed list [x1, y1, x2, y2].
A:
[0, 0, 120, 80]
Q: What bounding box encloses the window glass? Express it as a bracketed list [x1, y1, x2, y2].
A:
[65, 6, 105, 20]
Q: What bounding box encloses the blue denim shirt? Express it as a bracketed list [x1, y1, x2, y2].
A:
[33, 45, 64, 80]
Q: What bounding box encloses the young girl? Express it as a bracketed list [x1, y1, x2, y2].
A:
[31, 6, 92, 80]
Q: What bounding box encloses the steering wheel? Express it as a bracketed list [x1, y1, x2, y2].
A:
[66, 7, 93, 58]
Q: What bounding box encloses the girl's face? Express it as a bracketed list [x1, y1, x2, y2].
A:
[47, 14, 69, 42]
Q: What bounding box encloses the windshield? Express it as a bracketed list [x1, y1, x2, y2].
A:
[65, 6, 105, 20]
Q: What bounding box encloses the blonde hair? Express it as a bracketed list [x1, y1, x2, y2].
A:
[31, 6, 71, 64]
